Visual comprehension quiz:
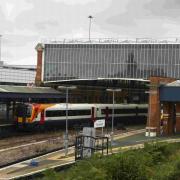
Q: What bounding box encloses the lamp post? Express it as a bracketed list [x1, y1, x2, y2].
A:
[58, 85, 77, 156]
[88, 15, 93, 41]
[106, 88, 122, 144]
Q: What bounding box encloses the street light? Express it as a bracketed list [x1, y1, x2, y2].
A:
[58, 85, 77, 156]
[88, 15, 93, 41]
[106, 88, 122, 144]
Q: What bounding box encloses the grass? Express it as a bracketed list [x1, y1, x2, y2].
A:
[42, 142, 180, 180]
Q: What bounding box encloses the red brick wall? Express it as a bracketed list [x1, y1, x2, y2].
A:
[148, 76, 175, 135]
[35, 44, 43, 86]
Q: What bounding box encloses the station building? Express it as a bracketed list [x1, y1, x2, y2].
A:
[0, 61, 36, 123]
[0, 61, 36, 86]
[0, 61, 64, 125]
[35, 38, 180, 136]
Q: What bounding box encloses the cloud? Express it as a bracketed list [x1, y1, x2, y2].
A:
[95, 0, 180, 37]
[0, 6, 13, 32]
[144, 0, 180, 19]
[3, 34, 38, 47]
[52, 0, 97, 5]
[1, 0, 111, 64]
[35, 20, 59, 30]
[0, 0, 180, 65]
[0, 0, 33, 21]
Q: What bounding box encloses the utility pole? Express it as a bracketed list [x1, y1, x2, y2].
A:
[106, 88, 122, 145]
[58, 86, 77, 156]
[88, 15, 93, 41]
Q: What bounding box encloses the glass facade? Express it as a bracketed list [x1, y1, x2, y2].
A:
[43, 43, 180, 82]
[0, 65, 36, 84]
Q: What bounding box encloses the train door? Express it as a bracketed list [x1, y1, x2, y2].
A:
[172, 104, 176, 134]
[175, 103, 180, 133]
[96, 107, 101, 119]
[160, 103, 176, 136]
[91, 107, 96, 123]
[39, 110, 45, 125]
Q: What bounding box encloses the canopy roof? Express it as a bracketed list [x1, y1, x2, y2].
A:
[0, 85, 63, 102]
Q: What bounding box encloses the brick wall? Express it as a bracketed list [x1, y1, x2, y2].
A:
[35, 44, 44, 86]
[148, 76, 175, 136]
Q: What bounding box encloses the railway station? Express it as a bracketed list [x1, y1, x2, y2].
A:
[1, 0, 180, 178]
[34, 38, 180, 137]
[0, 38, 180, 136]
[0, 38, 180, 179]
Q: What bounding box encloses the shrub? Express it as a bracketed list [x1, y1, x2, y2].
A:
[43, 142, 180, 180]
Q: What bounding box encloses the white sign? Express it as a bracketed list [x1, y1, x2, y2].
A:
[94, 119, 105, 128]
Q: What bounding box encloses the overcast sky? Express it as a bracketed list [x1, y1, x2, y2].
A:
[0, 0, 180, 65]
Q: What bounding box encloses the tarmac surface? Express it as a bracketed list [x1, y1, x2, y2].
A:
[0, 129, 179, 179]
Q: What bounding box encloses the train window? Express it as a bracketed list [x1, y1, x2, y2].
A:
[114, 109, 137, 114]
[101, 108, 137, 114]
[26, 106, 32, 117]
[46, 110, 66, 117]
[15, 104, 32, 117]
[101, 109, 112, 114]
[138, 108, 148, 113]
[46, 110, 91, 117]
[68, 110, 91, 116]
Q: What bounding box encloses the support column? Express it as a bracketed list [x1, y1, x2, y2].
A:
[35, 43, 44, 86]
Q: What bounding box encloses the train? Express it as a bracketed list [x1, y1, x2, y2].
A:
[15, 103, 148, 130]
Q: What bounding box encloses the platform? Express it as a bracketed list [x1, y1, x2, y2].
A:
[0, 129, 179, 179]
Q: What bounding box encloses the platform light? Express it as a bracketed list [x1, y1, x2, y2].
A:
[88, 15, 93, 41]
[106, 88, 122, 145]
[58, 85, 77, 156]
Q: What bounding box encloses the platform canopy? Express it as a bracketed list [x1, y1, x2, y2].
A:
[0, 85, 64, 102]
[160, 80, 180, 102]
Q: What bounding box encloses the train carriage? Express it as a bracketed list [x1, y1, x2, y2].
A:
[15, 103, 148, 130]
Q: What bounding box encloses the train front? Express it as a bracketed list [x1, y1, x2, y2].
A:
[15, 103, 33, 129]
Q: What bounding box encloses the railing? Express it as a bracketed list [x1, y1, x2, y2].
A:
[75, 135, 109, 160]
[41, 37, 180, 44]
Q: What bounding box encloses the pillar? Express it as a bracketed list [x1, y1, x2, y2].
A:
[146, 76, 175, 137]
[35, 43, 44, 86]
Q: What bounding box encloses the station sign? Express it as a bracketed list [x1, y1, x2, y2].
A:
[94, 119, 105, 128]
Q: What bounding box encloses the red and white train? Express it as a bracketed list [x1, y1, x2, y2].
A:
[15, 103, 148, 129]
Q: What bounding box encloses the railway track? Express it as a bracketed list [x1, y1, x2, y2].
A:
[0, 127, 136, 168]
[0, 128, 160, 179]
[0, 123, 145, 149]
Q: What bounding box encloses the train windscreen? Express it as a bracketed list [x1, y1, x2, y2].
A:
[15, 104, 32, 118]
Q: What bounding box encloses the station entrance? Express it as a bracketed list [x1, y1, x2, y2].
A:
[146, 77, 180, 136]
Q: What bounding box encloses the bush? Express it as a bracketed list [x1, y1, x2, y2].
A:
[43, 142, 180, 180]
